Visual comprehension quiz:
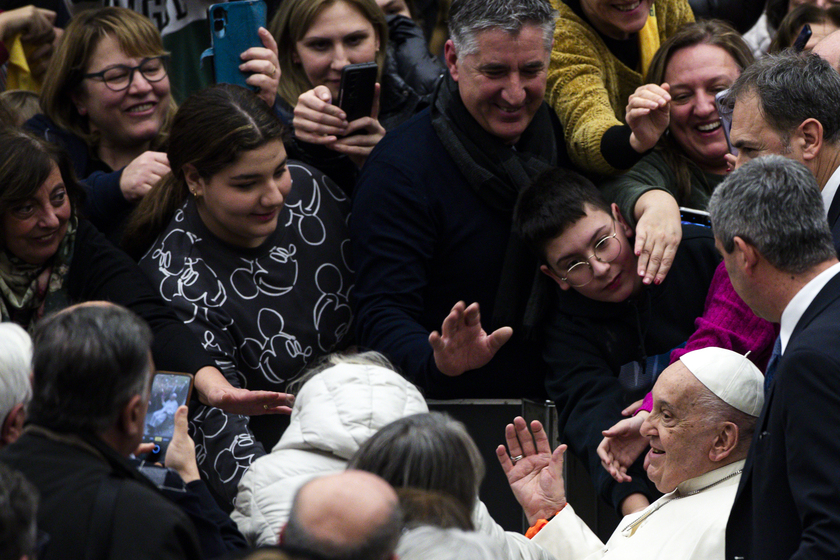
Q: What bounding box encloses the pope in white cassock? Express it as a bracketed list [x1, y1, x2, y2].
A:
[497, 347, 765, 560]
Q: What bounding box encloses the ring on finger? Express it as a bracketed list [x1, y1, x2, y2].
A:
[511, 454, 524, 463]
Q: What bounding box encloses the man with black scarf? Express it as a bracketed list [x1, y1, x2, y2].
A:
[351, 0, 571, 400]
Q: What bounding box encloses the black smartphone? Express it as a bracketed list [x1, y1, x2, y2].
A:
[142, 372, 194, 462]
[680, 207, 712, 228]
[337, 62, 378, 123]
[793, 23, 812, 52]
[715, 88, 736, 156]
[208, 0, 267, 90]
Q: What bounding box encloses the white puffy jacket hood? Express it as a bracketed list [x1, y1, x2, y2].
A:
[232, 362, 428, 546]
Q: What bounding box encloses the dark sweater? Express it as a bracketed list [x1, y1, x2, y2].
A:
[544, 223, 720, 509]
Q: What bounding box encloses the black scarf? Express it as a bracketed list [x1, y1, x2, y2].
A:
[430, 73, 558, 333]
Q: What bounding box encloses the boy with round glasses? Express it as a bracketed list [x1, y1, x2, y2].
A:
[513, 167, 719, 516]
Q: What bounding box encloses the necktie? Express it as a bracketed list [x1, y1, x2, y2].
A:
[764, 336, 782, 393]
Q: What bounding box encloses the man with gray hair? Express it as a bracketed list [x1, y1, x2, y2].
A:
[723, 50, 840, 251]
[0, 323, 32, 448]
[351, 0, 571, 400]
[500, 346, 764, 560]
[280, 470, 402, 560]
[0, 303, 202, 560]
[706, 155, 840, 560]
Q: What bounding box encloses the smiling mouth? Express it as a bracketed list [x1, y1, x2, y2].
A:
[127, 102, 155, 113]
[614, 0, 641, 11]
[697, 121, 722, 132]
[33, 230, 59, 242]
[605, 272, 622, 290]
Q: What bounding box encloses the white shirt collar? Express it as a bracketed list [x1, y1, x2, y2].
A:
[821, 165, 840, 219]
[780, 262, 840, 352]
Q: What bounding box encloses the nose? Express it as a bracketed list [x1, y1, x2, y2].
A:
[331, 46, 350, 73]
[128, 68, 153, 94]
[500, 73, 526, 107]
[37, 206, 60, 229]
[639, 413, 655, 438]
[262, 178, 287, 208]
[695, 92, 716, 118]
[589, 256, 611, 278]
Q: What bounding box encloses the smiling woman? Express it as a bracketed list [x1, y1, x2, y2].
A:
[124, 84, 354, 504]
[269, 0, 443, 193]
[25, 8, 175, 239]
[0, 128, 293, 442]
[601, 20, 755, 230]
[26, 7, 282, 241]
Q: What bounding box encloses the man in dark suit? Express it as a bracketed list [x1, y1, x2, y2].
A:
[707, 156, 840, 560]
[722, 51, 840, 253]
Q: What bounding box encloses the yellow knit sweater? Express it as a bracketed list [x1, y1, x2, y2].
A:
[547, 0, 694, 175]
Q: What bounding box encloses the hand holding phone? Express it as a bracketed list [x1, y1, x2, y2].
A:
[338, 62, 378, 123]
[207, 0, 267, 89]
[142, 372, 194, 462]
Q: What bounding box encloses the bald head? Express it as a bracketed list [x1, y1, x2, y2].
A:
[814, 29, 840, 73]
[282, 471, 401, 560]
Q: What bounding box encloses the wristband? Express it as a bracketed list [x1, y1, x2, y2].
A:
[525, 503, 567, 539]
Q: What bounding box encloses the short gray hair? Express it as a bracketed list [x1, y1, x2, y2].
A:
[708, 155, 836, 274]
[722, 51, 840, 145]
[694, 385, 757, 457]
[0, 323, 32, 423]
[28, 304, 154, 434]
[348, 412, 485, 513]
[448, 0, 557, 55]
[396, 527, 496, 560]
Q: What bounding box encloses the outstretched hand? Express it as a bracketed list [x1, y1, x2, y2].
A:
[496, 416, 567, 525]
[195, 366, 294, 416]
[597, 411, 649, 483]
[633, 190, 682, 285]
[627, 83, 671, 154]
[429, 301, 512, 377]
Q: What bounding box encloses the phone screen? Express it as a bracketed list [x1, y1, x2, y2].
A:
[142, 372, 193, 459]
[680, 207, 712, 228]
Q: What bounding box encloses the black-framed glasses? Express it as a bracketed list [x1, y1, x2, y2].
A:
[82, 55, 169, 92]
[560, 220, 622, 287]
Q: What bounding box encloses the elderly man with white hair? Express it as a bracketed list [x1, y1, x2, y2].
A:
[498, 346, 763, 560]
[0, 323, 32, 448]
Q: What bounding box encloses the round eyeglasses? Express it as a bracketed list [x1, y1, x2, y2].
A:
[560, 220, 622, 287]
[82, 55, 169, 92]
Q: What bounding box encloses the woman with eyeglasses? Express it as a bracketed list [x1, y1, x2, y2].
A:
[25, 7, 280, 240]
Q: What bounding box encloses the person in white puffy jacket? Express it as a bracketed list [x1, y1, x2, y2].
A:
[234, 353, 557, 560]
[232, 352, 428, 546]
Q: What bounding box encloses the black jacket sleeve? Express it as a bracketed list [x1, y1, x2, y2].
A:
[67, 219, 215, 374]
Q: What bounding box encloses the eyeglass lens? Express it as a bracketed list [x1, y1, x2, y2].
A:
[564, 235, 622, 287]
[103, 58, 167, 90]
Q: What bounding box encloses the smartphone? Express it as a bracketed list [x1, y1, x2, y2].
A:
[793, 23, 812, 52]
[142, 372, 194, 462]
[680, 207, 712, 228]
[715, 88, 736, 156]
[208, 0, 267, 90]
[337, 62, 378, 123]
